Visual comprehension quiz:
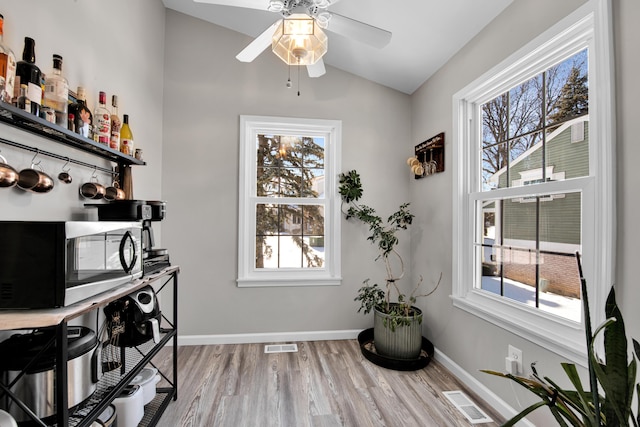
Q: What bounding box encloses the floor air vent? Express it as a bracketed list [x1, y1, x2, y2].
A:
[442, 391, 493, 424]
[264, 344, 298, 354]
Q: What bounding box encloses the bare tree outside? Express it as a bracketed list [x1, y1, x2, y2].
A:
[481, 49, 588, 189]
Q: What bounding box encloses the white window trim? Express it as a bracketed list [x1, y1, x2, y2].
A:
[451, 0, 615, 366]
[238, 115, 342, 287]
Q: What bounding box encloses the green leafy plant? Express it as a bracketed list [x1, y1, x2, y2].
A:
[339, 170, 440, 330]
[482, 254, 640, 427]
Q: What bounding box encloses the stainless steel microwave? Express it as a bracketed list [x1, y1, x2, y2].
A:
[0, 221, 143, 309]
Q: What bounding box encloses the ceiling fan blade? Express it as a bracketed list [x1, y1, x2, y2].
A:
[326, 13, 391, 48]
[193, 0, 268, 10]
[307, 59, 326, 78]
[236, 20, 282, 62]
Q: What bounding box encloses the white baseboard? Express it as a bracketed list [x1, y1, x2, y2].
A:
[177, 329, 361, 346]
[434, 348, 536, 427]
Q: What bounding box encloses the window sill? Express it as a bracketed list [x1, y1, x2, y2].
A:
[451, 290, 587, 367]
[237, 276, 342, 288]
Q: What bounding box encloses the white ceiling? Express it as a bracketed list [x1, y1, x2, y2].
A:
[161, 0, 514, 94]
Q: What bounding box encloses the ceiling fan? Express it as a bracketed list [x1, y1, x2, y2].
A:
[193, 0, 392, 78]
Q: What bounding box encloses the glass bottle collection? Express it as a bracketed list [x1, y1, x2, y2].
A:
[0, 14, 137, 157]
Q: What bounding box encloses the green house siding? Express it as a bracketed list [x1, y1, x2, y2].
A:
[498, 121, 588, 246]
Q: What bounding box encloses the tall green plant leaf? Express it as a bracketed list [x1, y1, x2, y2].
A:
[560, 363, 597, 425]
[599, 287, 631, 426]
[577, 253, 601, 425]
[502, 401, 550, 427]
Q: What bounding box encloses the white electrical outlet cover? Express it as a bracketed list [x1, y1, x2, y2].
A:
[508, 345, 523, 374]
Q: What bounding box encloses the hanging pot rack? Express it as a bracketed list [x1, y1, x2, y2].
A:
[0, 137, 116, 175]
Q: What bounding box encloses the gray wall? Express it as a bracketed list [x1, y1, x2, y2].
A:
[410, 0, 640, 425]
[161, 10, 413, 336]
[2, 1, 638, 424]
[0, 0, 166, 217]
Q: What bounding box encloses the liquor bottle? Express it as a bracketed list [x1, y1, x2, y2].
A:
[93, 91, 111, 145]
[16, 83, 29, 112]
[43, 54, 69, 128]
[109, 95, 121, 150]
[0, 14, 16, 103]
[68, 86, 93, 138]
[15, 37, 41, 116]
[120, 114, 134, 156]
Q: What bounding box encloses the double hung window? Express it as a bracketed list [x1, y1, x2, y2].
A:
[452, 0, 615, 363]
[238, 116, 342, 287]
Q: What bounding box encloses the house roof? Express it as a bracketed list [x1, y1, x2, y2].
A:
[487, 115, 589, 184]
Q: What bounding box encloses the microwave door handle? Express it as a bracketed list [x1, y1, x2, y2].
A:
[119, 230, 138, 274]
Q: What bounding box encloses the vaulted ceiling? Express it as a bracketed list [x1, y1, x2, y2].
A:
[162, 0, 514, 94]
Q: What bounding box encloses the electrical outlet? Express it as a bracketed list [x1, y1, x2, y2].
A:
[508, 345, 523, 374]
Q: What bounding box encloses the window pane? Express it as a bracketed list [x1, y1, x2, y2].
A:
[279, 168, 302, 197]
[256, 134, 325, 199]
[476, 192, 582, 321]
[279, 236, 302, 268]
[482, 143, 507, 190]
[256, 134, 280, 167]
[482, 94, 508, 147]
[509, 74, 543, 138]
[256, 236, 276, 268]
[256, 167, 279, 196]
[256, 204, 279, 235]
[302, 168, 324, 197]
[303, 137, 325, 169]
[545, 120, 589, 180]
[255, 203, 325, 269]
[545, 49, 588, 128]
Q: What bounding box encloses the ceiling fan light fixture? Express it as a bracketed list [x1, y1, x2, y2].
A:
[267, 0, 285, 12]
[312, 0, 331, 9]
[272, 14, 327, 66]
[314, 11, 331, 29]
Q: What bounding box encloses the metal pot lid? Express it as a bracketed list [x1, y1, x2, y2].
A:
[0, 327, 97, 372]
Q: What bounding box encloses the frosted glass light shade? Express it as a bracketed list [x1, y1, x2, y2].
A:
[272, 14, 328, 66]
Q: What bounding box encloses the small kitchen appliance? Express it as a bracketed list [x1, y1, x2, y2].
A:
[0, 221, 143, 309]
[0, 327, 98, 423]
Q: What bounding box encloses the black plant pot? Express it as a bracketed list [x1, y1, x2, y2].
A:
[358, 328, 434, 371]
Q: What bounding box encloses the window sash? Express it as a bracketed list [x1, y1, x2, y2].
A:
[238, 115, 342, 287]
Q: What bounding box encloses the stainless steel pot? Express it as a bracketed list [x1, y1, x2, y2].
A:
[0, 327, 98, 423]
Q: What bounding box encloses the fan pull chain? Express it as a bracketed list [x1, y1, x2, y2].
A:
[297, 64, 301, 96]
[286, 63, 292, 88]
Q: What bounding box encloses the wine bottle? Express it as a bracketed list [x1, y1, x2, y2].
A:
[109, 95, 121, 150]
[15, 37, 41, 116]
[0, 14, 16, 103]
[120, 114, 134, 156]
[68, 86, 93, 138]
[93, 91, 111, 145]
[43, 54, 69, 128]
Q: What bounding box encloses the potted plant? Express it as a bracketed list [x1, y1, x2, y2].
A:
[482, 254, 640, 426]
[339, 170, 440, 360]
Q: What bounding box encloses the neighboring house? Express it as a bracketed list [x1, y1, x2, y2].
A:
[483, 115, 589, 298]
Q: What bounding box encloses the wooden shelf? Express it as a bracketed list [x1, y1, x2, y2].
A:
[0, 102, 145, 166]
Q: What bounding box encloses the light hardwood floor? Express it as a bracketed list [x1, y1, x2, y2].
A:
[153, 340, 504, 427]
